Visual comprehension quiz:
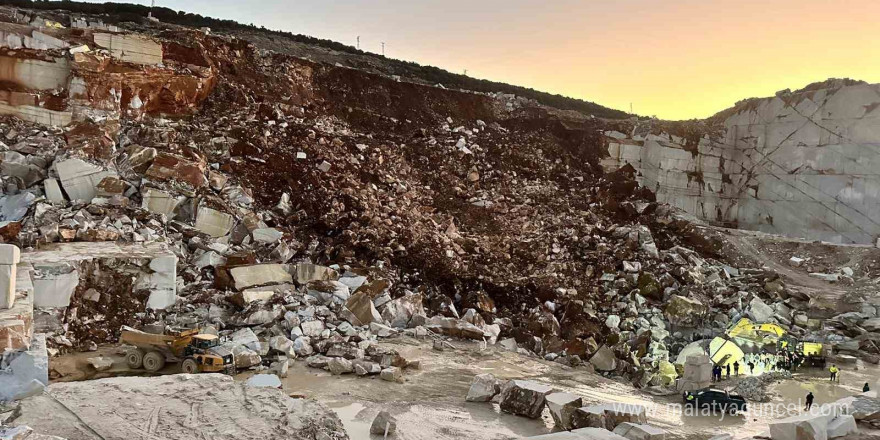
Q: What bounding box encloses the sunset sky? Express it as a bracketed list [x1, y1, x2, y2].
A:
[85, 0, 880, 120]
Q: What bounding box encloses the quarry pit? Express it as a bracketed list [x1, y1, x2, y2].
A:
[0, 4, 879, 440]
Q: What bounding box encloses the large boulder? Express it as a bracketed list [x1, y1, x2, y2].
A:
[850, 392, 880, 422]
[370, 410, 397, 436]
[380, 367, 403, 383]
[268, 336, 294, 357]
[221, 328, 262, 368]
[674, 341, 706, 365]
[613, 423, 668, 440]
[571, 428, 631, 440]
[637, 273, 661, 299]
[863, 317, 880, 332]
[229, 264, 292, 291]
[14, 373, 348, 439]
[328, 358, 353, 375]
[341, 290, 382, 326]
[498, 380, 554, 418]
[425, 316, 486, 340]
[466, 373, 498, 402]
[573, 404, 647, 431]
[749, 297, 775, 323]
[826, 415, 857, 439]
[293, 336, 314, 357]
[664, 295, 707, 327]
[769, 413, 832, 440]
[306, 280, 350, 305]
[529, 428, 629, 440]
[677, 354, 712, 391]
[572, 405, 608, 430]
[603, 404, 647, 431]
[381, 291, 426, 328]
[589, 346, 617, 372]
[546, 392, 583, 430]
[294, 263, 338, 284]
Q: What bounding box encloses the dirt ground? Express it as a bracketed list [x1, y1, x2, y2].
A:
[233, 336, 880, 440]
[44, 332, 880, 440]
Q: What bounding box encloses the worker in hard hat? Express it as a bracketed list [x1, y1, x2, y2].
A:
[829, 364, 839, 383]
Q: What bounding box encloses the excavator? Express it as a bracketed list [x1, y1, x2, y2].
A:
[709, 318, 826, 369]
[120, 326, 235, 374]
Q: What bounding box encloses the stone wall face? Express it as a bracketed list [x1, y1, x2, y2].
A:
[604, 82, 880, 244]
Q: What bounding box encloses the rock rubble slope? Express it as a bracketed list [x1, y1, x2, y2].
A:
[0, 6, 877, 396]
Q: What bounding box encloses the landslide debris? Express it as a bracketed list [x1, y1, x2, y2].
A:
[0, 6, 876, 399]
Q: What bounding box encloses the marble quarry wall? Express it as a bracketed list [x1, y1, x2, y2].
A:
[602, 81, 880, 245]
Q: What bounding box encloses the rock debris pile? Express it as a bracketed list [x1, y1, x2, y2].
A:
[465, 373, 666, 439]
[0, 6, 876, 401]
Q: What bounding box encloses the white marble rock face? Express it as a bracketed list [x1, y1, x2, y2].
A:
[602, 82, 880, 245]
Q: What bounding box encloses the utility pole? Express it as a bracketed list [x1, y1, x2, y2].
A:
[356, 36, 360, 50]
[148, 0, 155, 19]
[630, 102, 633, 114]
[381, 42, 385, 56]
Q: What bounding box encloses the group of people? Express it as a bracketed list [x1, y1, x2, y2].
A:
[740, 352, 803, 374]
[710, 352, 793, 382]
[711, 362, 739, 381]
[711, 353, 838, 383]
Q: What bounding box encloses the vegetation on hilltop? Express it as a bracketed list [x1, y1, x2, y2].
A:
[1, 0, 632, 119]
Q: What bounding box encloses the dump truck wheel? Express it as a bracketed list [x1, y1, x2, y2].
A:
[126, 349, 145, 369]
[181, 358, 200, 374]
[143, 351, 166, 372]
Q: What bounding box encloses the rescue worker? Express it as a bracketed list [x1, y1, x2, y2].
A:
[829, 364, 839, 382]
[725, 363, 731, 378]
[747, 361, 755, 374]
[733, 361, 741, 376]
[805, 391, 814, 410]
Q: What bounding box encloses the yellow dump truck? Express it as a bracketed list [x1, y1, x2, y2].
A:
[120, 327, 235, 374]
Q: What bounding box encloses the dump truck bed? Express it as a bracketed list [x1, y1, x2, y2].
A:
[120, 329, 177, 348]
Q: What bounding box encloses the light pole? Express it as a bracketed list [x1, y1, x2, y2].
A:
[381, 42, 385, 56]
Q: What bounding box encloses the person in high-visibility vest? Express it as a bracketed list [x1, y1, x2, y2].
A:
[829, 365, 839, 382]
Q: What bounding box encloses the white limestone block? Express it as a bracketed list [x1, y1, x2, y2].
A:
[195, 206, 235, 238]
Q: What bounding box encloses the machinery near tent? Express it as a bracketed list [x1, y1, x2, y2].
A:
[709, 318, 826, 369]
[120, 326, 235, 374]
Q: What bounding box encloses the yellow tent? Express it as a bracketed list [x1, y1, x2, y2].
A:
[709, 336, 744, 366]
[802, 342, 823, 356]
